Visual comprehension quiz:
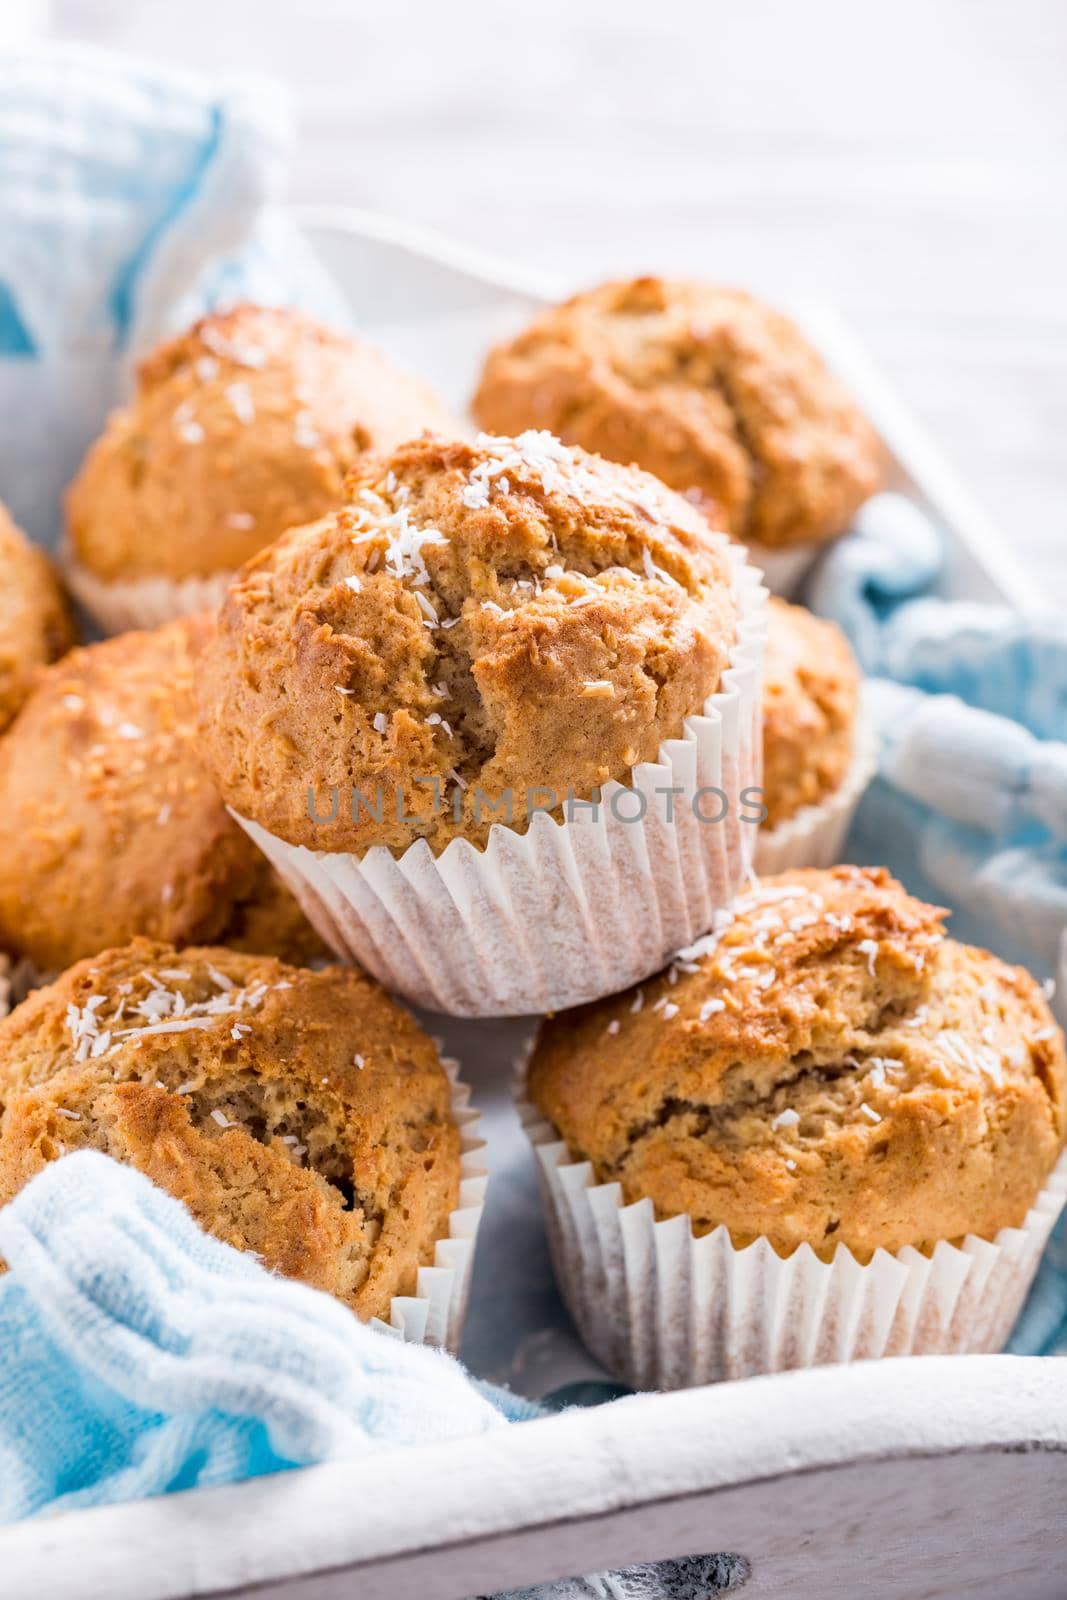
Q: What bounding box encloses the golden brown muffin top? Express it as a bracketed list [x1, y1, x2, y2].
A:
[528, 866, 1066, 1261]
[66, 304, 456, 583]
[0, 942, 461, 1320]
[761, 597, 860, 829]
[473, 277, 884, 551]
[0, 616, 327, 971]
[197, 431, 740, 854]
[0, 503, 76, 734]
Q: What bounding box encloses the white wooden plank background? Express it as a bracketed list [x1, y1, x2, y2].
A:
[18, 0, 1067, 605]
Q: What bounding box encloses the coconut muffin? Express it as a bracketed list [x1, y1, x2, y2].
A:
[0, 942, 462, 1322]
[198, 430, 740, 855]
[473, 277, 883, 553]
[760, 597, 862, 830]
[0, 502, 75, 734]
[65, 304, 455, 624]
[196, 429, 765, 1016]
[0, 616, 327, 973]
[528, 865, 1066, 1260]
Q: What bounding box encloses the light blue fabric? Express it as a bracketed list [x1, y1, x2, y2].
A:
[0, 1152, 507, 1523]
[808, 493, 1067, 975]
[0, 1155, 737, 1598]
[0, 43, 350, 549]
[805, 492, 1067, 1355]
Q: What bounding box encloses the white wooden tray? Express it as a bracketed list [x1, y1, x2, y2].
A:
[2, 210, 1061, 1600]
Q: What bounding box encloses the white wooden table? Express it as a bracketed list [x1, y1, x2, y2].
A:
[23, 0, 1067, 605]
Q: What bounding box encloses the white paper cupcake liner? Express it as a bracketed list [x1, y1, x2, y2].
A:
[233, 546, 769, 1017]
[64, 555, 232, 634]
[373, 1055, 487, 1352]
[744, 540, 825, 600]
[519, 1094, 1067, 1390]
[755, 694, 878, 873]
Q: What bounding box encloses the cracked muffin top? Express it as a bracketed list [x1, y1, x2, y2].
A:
[762, 598, 861, 829]
[0, 616, 327, 971]
[0, 502, 75, 734]
[527, 866, 1067, 1261]
[473, 277, 884, 551]
[0, 941, 461, 1321]
[197, 431, 740, 854]
[66, 304, 455, 583]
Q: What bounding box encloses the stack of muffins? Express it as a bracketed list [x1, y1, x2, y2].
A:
[0, 279, 1061, 1394]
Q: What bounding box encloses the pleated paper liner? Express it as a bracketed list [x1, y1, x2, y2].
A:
[755, 694, 878, 874]
[374, 1055, 487, 1352]
[233, 547, 769, 1017]
[0, 969, 483, 1351]
[64, 556, 232, 634]
[519, 1095, 1067, 1391]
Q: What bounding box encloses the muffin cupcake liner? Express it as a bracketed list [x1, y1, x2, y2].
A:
[232, 547, 768, 1017]
[63, 556, 232, 634]
[744, 540, 825, 600]
[373, 1054, 488, 1352]
[518, 1092, 1067, 1390]
[754, 691, 878, 874]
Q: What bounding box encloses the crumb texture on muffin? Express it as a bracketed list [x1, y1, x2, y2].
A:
[528, 865, 1067, 1261]
[0, 616, 326, 971]
[198, 431, 739, 853]
[762, 597, 860, 828]
[0, 502, 75, 733]
[0, 942, 461, 1320]
[473, 277, 883, 550]
[66, 304, 456, 583]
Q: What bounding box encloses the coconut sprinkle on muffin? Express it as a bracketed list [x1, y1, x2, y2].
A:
[523, 865, 1066, 1384]
[198, 431, 741, 854]
[63, 304, 456, 630]
[0, 941, 465, 1326]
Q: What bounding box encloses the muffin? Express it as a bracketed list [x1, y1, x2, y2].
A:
[521, 865, 1067, 1387]
[755, 597, 875, 871]
[0, 941, 484, 1345]
[473, 277, 884, 595]
[197, 431, 768, 1015]
[0, 501, 75, 733]
[0, 616, 328, 973]
[64, 304, 455, 633]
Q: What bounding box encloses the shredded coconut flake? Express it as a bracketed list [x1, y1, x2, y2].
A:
[350, 483, 448, 586]
[857, 939, 879, 976]
[225, 381, 255, 425]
